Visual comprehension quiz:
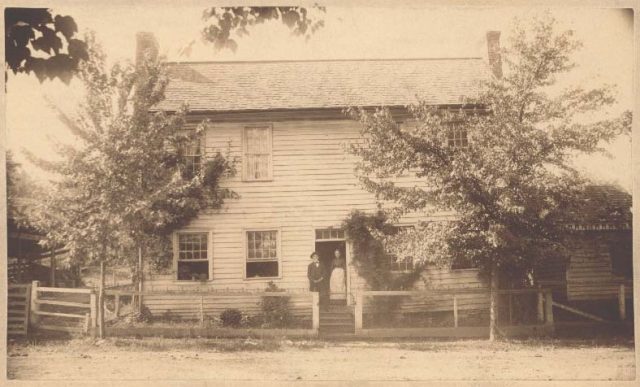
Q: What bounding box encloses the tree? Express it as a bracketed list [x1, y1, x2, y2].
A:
[188, 6, 324, 54]
[348, 15, 631, 340]
[26, 34, 236, 337]
[5, 8, 88, 83]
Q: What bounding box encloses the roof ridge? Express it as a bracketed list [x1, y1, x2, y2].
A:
[165, 57, 484, 65]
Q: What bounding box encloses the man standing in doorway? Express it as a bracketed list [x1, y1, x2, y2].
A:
[307, 251, 324, 293]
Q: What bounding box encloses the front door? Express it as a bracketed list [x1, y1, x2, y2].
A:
[314, 228, 347, 308]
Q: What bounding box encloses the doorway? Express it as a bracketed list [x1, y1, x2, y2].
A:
[314, 239, 347, 308]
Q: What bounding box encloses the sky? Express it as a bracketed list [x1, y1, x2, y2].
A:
[4, 3, 635, 190]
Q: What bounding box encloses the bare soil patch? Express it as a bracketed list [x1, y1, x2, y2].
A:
[6, 336, 635, 381]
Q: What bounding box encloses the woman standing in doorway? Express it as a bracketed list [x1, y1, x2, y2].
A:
[329, 249, 346, 301]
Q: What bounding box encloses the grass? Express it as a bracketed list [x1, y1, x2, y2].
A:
[8, 333, 633, 358]
[397, 336, 635, 352]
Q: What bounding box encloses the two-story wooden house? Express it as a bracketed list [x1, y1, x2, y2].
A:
[138, 32, 632, 325]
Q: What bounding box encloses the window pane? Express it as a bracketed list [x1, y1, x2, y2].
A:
[246, 230, 278, 262]
[246, 261, 278, 278]
[245, 127, 271, 180]
[178, 233, 208, 261]
[178, 261, 209, 280]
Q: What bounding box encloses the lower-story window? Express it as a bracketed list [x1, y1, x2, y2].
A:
[177, 232, 209, 280]
[246, 230, 280, 278]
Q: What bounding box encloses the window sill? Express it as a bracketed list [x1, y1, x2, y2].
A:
[243, 276, 282, 282]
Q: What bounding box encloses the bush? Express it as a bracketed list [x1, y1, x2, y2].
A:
[134, 305, 153, 323]
[220, 308, 243, 327]
[259, 282, 291, 328]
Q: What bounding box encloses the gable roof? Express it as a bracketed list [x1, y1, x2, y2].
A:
[157, 58, 491, 112]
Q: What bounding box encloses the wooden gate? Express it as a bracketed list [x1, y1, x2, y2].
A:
[30, 281, 97, 335]
[7, 284, 31, 336]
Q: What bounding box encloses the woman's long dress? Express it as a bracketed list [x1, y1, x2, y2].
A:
[329, 267, 346, 300]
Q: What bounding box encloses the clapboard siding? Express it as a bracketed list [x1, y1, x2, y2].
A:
[143, 292, 313, 319]
[147, 117, 430, 301]
[402, 268, 488, 313]
[357, 267, 490, 314]
[565, 232, 632, 301]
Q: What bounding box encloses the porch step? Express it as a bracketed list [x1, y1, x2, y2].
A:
[324, 306, 352, 313]
[319, 325, 354, 335]
[319, 303, 355, 336]
[320, 316, 353, 324]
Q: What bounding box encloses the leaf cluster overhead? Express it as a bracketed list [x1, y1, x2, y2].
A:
[348, 15, 631, 280]
[5, 7, 88, 83]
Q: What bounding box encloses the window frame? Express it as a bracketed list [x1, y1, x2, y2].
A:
[179, 129, 205, 178]
[243, 228, 282, 280]
[173, 230, 212, 281]
[387, 224, 416, 274]
[242, 125, 273, 182]
[446, 121, 469, 149]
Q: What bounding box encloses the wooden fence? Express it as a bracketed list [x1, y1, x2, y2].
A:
[354, 287, 555, 337]
[8, 284, 31, 336]
[104, 289, 320, 330]
[30, 281, 96, 335]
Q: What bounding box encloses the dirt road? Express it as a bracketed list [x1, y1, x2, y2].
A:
[7, 338, 635, 381]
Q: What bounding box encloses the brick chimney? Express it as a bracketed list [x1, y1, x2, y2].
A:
[486, 31, 502, 79]
[135, 32, 159, 67]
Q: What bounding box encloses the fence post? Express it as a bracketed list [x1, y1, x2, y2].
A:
[355, 292, 363, 331]
[544, 290, 554, 325]
[200, 295, 204, 327]
[29, 280, 40, 327]
[90, 292, 97, 337]
[312, 292, 319, 331]
[115, 294, 120, 317]
[84, 313, 90, 335]
[508, 294, 513, 325]
[537, 289, 544, 323]
[453, 295, 458, 328]
[618, 283, 626, 321]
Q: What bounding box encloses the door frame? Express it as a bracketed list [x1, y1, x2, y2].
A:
[312, 226, 352, 305]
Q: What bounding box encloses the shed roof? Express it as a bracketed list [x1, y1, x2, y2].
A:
[566, 185, 632, 230]
[158, 58, 490, 112]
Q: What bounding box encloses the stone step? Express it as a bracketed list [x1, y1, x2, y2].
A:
[319, 325, 354, 334]
[320, 316, 353, 323]
[319, 320, 354, 327]
[323, 306, 353, 313]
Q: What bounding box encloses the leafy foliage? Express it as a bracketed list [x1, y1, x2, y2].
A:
[347, 15, 631, 283]
[259, 281, 291, 328]
[25, 33, 237, 271]
[220, 308, 243, 327]
[5, 151, 39, 223]
[5, 8, 88, 83]
[199, 6, 325, 52]
[342, 210, 423, 290]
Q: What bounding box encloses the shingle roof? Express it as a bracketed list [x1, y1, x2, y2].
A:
[157, 58, 491, 112]
[566, 185, 632, 230]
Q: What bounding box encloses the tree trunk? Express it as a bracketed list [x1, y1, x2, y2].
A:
[137, 245, 143, 311]
[98, 259, 105, 339]
[489, 261, 499, 341]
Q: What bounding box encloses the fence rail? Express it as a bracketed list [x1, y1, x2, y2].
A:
[8, 284, 31, 336]
[103, 288, 320, 331]
[355, 287, 555, 332]
[30, 281, 96, 336]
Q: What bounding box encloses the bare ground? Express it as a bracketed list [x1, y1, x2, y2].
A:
[6, 336, 635, 381]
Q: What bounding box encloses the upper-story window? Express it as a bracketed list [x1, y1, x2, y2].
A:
[184, 137, 202, 176]
[179, 130, 203, 179]
[243, 126, 273, 181]
[447, 123, 468, 149]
